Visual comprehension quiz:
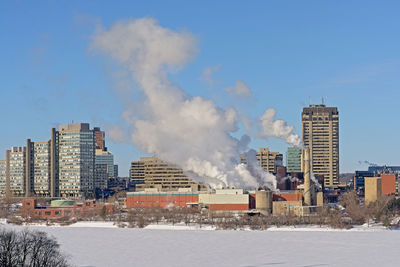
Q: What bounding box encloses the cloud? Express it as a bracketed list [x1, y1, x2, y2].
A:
[227, 80, 252, 98]
[200, 64, 221, 85]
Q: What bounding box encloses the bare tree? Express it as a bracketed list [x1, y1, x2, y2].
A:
[0, 228, 70, 267]
[339, 191, 365, 225]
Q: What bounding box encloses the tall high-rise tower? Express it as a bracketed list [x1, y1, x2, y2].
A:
[302, 104, 339, 188]
[57, 123, 95, 198]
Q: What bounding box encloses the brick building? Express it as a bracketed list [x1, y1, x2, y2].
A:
[21, 199, 114, 219]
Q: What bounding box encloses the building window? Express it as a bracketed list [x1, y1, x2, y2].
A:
[55, 211, 60, 215]
[45, 211, 51, 216]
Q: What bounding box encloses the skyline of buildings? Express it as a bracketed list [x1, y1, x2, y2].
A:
[3, 103, 386, 198]
[0, 104, 341, 197]
[0, 123, 118, 198]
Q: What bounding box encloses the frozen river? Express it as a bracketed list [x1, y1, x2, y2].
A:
[1, 223, 397, 267]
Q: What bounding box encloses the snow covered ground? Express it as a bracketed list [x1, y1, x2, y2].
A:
[1, 221, 398, 267]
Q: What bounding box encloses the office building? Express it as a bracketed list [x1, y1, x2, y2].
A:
[94, 163, 108, 190]
[353, 170, 374, 193]
[95, 149, 114, 179]
[114, 164, 118, 179]
[286, 147, 302, 173]
[130, 160, 145, 187]
[302, 104, 339, 188]
[130, 157, 206, 191]
[57, 123, 95, 198]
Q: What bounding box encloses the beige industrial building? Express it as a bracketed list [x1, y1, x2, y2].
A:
[241, 148, 283, 174]
[364, 177, 381, 205]
[199, 189, 249, 211]
[302, 104, 339, 188]
[131, 157, 206, 192]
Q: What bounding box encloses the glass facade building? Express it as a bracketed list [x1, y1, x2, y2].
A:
[286, 147, 302, 173]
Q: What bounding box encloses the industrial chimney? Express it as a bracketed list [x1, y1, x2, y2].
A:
[303, 147, 311, 206]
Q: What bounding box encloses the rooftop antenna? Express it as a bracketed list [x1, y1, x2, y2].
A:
[308, 96, 311, 106]
[321, 96, 324, 105]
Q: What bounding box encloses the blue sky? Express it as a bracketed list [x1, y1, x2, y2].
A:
[1, 1, 400, 176]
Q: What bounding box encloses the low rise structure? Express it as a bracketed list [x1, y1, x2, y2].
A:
[199, 189, 249, 211]
[126, 188, 199, 208]
[21, 199, 114, 219]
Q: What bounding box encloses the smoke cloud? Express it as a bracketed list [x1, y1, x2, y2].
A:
[259, 108, 303, 147]
[105, 124, 126, 143]
[92, 18, 278, 190]
[358, 160, 378, 167]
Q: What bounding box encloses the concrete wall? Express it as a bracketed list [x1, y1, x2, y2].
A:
[272, 201, 303, 216]
[365, 177, 381, 205]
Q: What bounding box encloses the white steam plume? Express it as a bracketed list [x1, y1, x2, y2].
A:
[259, 108, 303, 148]
[92, 18, 276, 190]
[105, 124, 126, 143]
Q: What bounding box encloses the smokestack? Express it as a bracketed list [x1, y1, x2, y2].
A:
[303, 148, 311, 206]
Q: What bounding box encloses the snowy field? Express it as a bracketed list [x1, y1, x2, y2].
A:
[1, 222, 398, 267]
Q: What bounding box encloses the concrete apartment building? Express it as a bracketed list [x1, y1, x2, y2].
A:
[130, 157, 206, 192]
[241, 148, 283, 174]
[286, 147, 302, 173]
[257, 148, 283, 174]
[6, 147, 26, 197]
[302, 104, 339, 188]
[0, 160, 6, 196]
[26, 139, 53, 197]
[57, 123, 95, 198]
